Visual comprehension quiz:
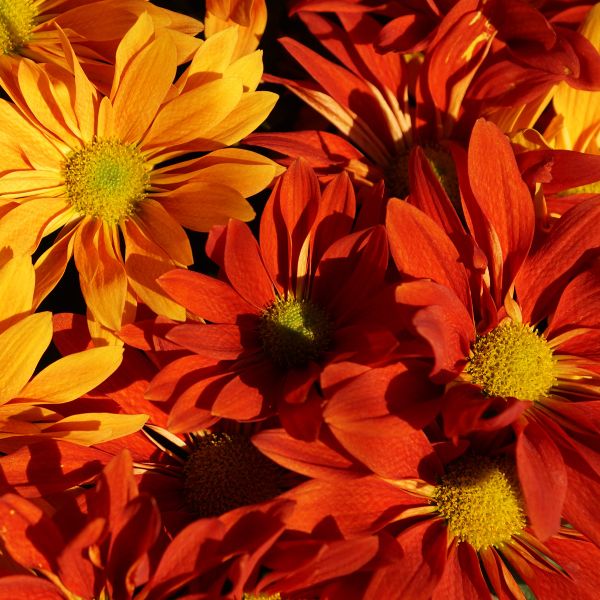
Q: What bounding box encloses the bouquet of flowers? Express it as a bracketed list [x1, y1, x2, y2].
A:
[0, 0, 597, 598]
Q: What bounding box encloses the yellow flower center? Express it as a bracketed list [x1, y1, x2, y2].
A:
[433, 455, 526, 551]
[0, 0, 37, 54]
[466, 320, 557, 401]
[242, 594, 282, 600]
[259, 298, 333, 369]
[63, 139, 150, 225]
[183, 433, 285, 518]
[385, 145, 460, 208]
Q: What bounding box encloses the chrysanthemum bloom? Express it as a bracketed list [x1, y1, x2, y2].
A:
[386, 118, 600, 543]
[0, 310, 147, 451]
[0, 0, 201, 85]
[205, 0, 267, 59]
[0, 16, 279, 335]
[148, 159, 402, 437]
[0, 449, 308, 600]
[248, 5, 495, 203]
[255, 423, 600, 600]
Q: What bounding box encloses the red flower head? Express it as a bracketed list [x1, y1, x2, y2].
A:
[386, 118, 600, 544]
[146, 159, 403, 438]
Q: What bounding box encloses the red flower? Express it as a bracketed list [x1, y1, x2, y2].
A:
[386, 118, 600, 543]
[148, 159, 401, 438]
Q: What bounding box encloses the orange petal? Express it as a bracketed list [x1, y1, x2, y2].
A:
[17, 346, 123, 404]
[159, 182, 254, 232]
[0, 253, 34, 331]
[74, 220, 127, 331]
[113, 34, 177, 143]
[0, 313, 52, 405]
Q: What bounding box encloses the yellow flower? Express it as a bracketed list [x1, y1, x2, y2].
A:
[0, 15, 280, 337]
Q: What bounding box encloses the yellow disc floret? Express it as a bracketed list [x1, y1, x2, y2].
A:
[183, 433, 284, 518]
[466, 320, 557, 401]
[259, 298, 333, 369]
[63, 139, 150, 225]
[242, 594, 282, 600]
[0, 0, 37, 54]
[433, 455, 526, 551]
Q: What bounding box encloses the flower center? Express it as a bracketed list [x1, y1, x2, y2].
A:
[0, 0, 37, 54]
[465, 320, 557, 401]
[183, 433, 285, 518]
[384, 145, 460, 207]
[63, 139, 150, 225]
[259, 298, 333, 369]
[243, 595, 282, 600]
[433, 455, 526, 551]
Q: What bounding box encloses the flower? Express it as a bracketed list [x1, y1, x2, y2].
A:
[386, 118, 600, 542]
[148, 159, 400, 437]
[0, 0, 202, 84]
[0, 15, 279, 336]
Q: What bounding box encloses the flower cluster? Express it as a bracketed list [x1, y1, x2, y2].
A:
[0, 0, 598, 598]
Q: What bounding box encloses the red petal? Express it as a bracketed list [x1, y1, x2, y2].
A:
[516, 420, 567, 540]
[166, 323, 247, 359]
[0, 576, 64, 599]
[158, 269, 257, 323]
[224, 219, 275, 309]
[467, 119, 534, 302]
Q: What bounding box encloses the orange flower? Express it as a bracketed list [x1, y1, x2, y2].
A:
[0, 310, 147, 452]
[0, 15, 280, 336]
[0, 0, 202, 86]
[205, 0, 267, 59]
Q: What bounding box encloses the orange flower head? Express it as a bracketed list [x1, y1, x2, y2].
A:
[432, 454, 526, 551]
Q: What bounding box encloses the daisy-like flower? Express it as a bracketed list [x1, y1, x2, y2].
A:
[254, 417, 600, 600]
[0, 0, 201, 82]
[0, 15, 279, 335]
[147, 159, 399, 437]
[386, 118, 600, 542]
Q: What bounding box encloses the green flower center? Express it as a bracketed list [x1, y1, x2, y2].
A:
[259, 298, 333, 369]
[63, 139, 150, 225]
[0, 0, 37, 54]
[384, 144, 460, 208]
[183, 433, 285, 518]
[466, 320, 557, 401]
[433, 455, 526, 551]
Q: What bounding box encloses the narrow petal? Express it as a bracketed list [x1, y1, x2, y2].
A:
[17, 346, 123, 404]
[0, 313, 52, 405]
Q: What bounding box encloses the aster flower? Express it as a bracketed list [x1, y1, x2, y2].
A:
[0, 0, 201, 84]
[254, 418, 600, 600]
[386, 118, 600, 542]
[0, 15, 279, 335]
[146, 159, 401, 437]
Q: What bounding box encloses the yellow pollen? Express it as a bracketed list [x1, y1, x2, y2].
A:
[0, 0, 37, 54]
[385, 145, 460, 208]
[466, 320, 557, 401]
[433, 455, 526, 551]
[242, 594, 282, 600]
[183, 433, 285, 518]
[259, 298, 333, 369]
[63, 139, 150, 225]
